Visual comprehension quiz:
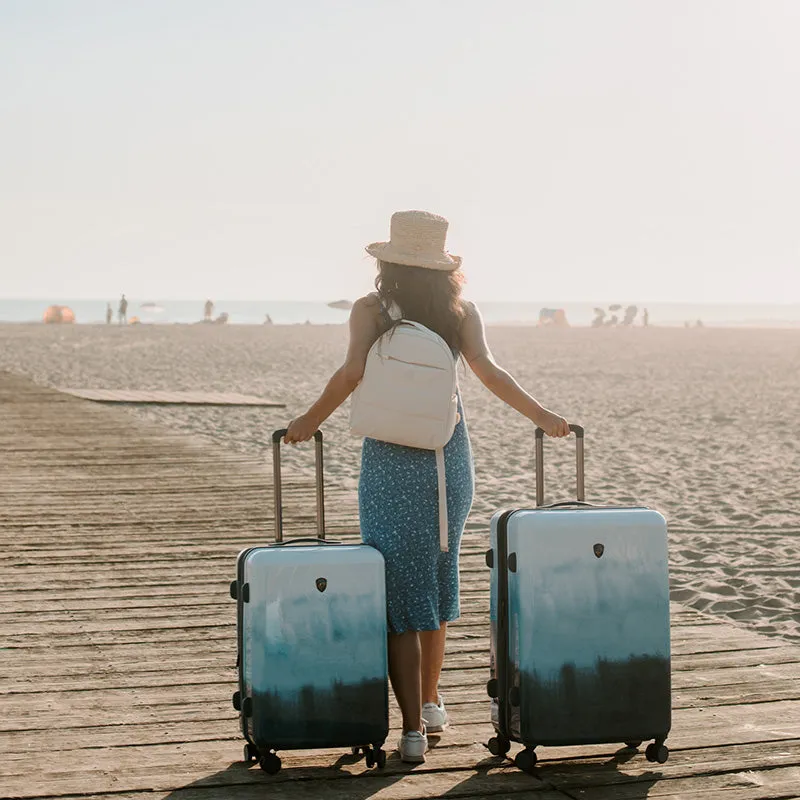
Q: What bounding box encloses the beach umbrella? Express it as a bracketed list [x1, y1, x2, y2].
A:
[327, 300, 353, 311]
[42, 305, 75, 324]
[554, 309, 569, 327]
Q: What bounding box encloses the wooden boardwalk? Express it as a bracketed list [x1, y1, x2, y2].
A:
[1, 370, 799, 800]
[59, 388, 286, 407]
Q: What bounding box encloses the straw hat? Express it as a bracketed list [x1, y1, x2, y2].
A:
[366, 210, 461, 271]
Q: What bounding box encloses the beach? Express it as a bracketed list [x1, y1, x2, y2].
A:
[1, 321, 797, 642]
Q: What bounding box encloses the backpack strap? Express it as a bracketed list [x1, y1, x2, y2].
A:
[435, 448, 449, 552]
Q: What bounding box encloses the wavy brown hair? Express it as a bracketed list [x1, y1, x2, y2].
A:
[374, 261, 467, 350]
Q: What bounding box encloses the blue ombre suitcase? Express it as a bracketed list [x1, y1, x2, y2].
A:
[230, 430, 389, 775]
[486, 425, 671, 772]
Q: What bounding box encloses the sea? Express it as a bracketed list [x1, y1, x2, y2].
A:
[1, 299, 799, 328]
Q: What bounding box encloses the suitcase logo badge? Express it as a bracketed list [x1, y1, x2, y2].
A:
[315, 577, 328, 593]
[593, 543, 605, 558]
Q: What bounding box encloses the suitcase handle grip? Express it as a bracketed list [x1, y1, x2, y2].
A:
[534, 424, 585, 506]
[271, 537, 339, 546]
[272, 429, 324, 444]
[271, 429, 325, 543]
[535, 423, 584, 439]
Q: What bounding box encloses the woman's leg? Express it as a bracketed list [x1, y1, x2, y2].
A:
[388, 631, 422, 733]
[419, 623, 447, 705]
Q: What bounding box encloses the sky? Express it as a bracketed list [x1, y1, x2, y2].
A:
[1, 0, 798, 303]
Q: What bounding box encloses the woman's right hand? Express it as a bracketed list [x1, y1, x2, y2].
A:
[536, 409, 571, 438]
[284, 413, 319, 444]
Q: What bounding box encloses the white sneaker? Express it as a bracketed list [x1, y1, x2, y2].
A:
[398, 729, 428, 763]
[421, 696, 448, 733]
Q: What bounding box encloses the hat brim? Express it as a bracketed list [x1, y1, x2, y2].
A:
[366, 242, 462, 271]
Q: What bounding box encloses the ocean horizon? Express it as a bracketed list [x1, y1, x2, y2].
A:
[1, 298, 799, 328]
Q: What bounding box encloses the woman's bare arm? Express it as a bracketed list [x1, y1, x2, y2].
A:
[460, 302, 570, 437]
[284, 296, 380, 443]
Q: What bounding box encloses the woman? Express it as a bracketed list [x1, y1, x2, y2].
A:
[285, 210, 569, 762]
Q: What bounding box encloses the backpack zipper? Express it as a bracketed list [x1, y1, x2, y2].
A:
[379, 354, 447, 371]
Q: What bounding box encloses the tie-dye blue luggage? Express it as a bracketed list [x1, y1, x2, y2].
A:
[230, 430, 389, 775]
[486, 425, 671, 772]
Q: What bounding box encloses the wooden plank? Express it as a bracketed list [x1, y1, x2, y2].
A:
[4, 721, 800, 789]
[4, 766, 566, 800]
[6, 659, 799, 700]
[58, 388, 286, 407]
[4, 674, 800, 731]
[0, 593, 762, 629]
[3, 703, 800, 762]
[571, 767, 800, 799]
[537, 739, 800, 785]
[4, 728, 800, 798]
[8, 646, 796, 694]
[0, 789, 575, 800]
[0, 756, 558, 800]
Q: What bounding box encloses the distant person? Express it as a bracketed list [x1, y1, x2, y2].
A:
[696, 319, 704, 328]
[118, 294, 128, 325]
[643, 308, 650, 327]
[591, 308, 606, 328]
[283, 210, 569, 763]
[204, 299, 214, 322]
[264, 314, 273, 325]
[105, 303, 112, 325]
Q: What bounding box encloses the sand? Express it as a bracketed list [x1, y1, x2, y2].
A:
[1, 321, 798, 642]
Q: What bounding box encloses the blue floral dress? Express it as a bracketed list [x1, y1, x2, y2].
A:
[359, 393, 474, 634]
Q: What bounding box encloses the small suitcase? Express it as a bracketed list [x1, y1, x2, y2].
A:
[486, 425, 671, 772]
[230, 429, 389, 775]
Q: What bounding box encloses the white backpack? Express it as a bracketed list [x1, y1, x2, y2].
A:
[350, 303, 458, 551]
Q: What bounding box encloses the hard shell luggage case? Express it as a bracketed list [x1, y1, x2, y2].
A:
[486, 425, 671, 772]
[230, 430, 389, 775]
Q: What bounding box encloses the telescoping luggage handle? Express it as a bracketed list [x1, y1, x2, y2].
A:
[534, 424, 585, 507]
[271, 429, 325, 543]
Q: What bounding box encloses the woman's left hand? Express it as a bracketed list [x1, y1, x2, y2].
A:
[284, 414, 319, 444]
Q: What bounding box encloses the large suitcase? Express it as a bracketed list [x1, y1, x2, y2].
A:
[486, 425, 671, 772]
[230, 429, 389, 775]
